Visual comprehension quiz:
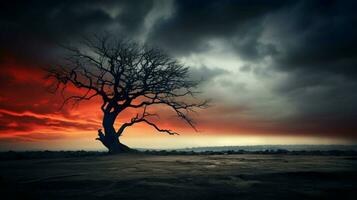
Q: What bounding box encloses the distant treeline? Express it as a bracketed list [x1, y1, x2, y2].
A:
[1, 149, 357, 160]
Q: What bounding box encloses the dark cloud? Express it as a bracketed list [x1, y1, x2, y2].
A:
[1, 0, 356, 141]
[148, 0, 287, 56]
[240, 65, 252, 72]
[0, 0, 154, 64]
[274, 70, 357, 122]
[189, 66, 228, 83]
[269, 0, 357, 77]
[262, 0, 357, 131]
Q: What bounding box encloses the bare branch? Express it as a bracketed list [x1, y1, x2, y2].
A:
[117, 106, 178, 136]
[46, 33, 209, 140]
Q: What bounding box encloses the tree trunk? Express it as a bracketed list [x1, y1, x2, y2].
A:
[97, 113, 133, 154]
[106, 137, 132, 154]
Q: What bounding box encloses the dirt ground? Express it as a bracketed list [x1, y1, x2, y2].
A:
[0, 154, 356, 200]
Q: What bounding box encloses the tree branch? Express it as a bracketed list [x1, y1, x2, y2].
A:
[46, 34, 209, 138]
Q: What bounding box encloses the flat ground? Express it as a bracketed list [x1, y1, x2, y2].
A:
[0, 154, 357, 199]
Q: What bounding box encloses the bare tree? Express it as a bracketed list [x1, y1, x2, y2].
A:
[46, 35, 208, 153]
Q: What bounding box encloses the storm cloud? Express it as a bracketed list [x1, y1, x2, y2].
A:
[1, 0, 357, 142]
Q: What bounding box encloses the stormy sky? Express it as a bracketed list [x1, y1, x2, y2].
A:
[1, 0, 357, 150]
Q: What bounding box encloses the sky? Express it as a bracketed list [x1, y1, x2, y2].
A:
[0, 0, 357, 150]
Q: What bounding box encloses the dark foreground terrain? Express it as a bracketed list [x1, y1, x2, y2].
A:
[1, 153, 356, 200]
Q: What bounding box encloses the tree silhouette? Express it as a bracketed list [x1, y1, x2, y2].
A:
[46, 35, 208, 153]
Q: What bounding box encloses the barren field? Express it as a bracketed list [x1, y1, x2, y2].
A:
[1, 154, 357, 199]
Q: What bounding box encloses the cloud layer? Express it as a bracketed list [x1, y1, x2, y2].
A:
[1, 0, 357, 147]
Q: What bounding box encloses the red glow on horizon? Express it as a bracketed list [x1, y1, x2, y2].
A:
[0, 57, 355, 149]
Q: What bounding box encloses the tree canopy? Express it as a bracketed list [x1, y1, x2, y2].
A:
[46, 35, 208, 152]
